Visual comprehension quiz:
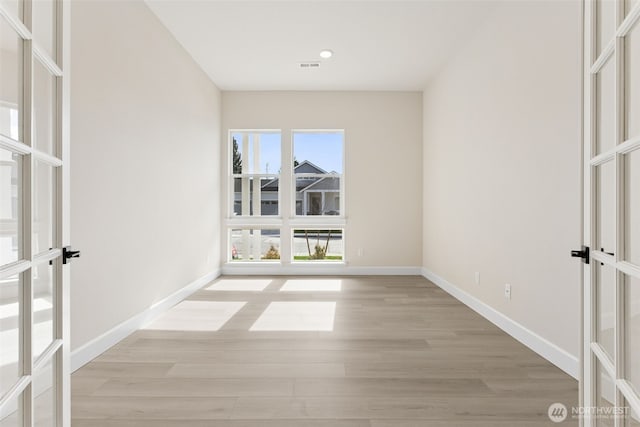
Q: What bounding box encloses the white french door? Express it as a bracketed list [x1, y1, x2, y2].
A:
[583, 0, 640, 426]
[0, 0, 70, 425]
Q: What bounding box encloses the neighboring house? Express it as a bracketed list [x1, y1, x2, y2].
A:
[234, 160, 340, 216]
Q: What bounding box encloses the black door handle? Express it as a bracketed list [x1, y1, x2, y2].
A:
[571, 246, 590, 264]
[63, 246, 81, 264]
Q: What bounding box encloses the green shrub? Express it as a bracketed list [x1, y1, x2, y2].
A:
[263, 245, 280, 259]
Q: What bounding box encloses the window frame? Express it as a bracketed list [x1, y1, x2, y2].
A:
[225, 129, 346, 265]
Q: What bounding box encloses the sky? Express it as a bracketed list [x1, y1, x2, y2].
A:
[232, 131, 343, 174]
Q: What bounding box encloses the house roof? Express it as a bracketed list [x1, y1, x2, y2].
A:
[260, 160, 332, 192]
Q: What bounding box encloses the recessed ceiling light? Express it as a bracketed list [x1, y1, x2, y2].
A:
[319, 49, 333, 59]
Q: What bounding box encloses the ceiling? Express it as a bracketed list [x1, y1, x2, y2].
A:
[144, 1, 498, 91]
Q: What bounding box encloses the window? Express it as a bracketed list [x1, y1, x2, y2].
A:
[227, 130, 345, 264]
[293, 131, 343, 216]
[230, 131, 281, 217]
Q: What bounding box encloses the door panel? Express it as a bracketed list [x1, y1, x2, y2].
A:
[0, 0, 68, 425]
[585, 1, 640, 425]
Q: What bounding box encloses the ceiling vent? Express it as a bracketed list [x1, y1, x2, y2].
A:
[298, 61, 321, 69]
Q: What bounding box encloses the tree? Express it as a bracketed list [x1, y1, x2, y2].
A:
[232, 137, 242, 174]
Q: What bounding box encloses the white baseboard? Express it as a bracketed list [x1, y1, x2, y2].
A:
[70, 269, 221, 372]
[222, 264, 422, 276]
[422, 267, 579, 379]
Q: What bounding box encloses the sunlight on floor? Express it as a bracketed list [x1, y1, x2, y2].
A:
[279, 279, 342, 292]
[206, 279, 272, 292]
[250, 301, 336, 331]
[144, 301, 246, 331]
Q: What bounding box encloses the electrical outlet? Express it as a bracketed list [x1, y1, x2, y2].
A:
[475, 272, 480, 285]
[504, 283, 511, 300]
[357, 248, 364, 257]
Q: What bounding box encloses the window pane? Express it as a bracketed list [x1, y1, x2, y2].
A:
[597, 0, 616, 59]
[597, 161, 616, 253]
[627, 149, 640, 266]
[33, 352, 56, 426]
[596, 262, 616, 361]
[293, 132, 343, 173]
[32, 262, 54, 360]
[626, 275, 640, 397]
[627, 22, 640, 142]
[0, 149, 21, 265]
[597, 56, 616, 155]
[295, 176, 340, 216]
[0, 273, 21, 400]
[293, 229, 343, 262]
[233, 176, 278, 216]
[231, 132, 280, 174]
[33, 161, 53, 256]
[33, 59, 56, 156]
[0, 16, 22, 142]
[230, 229, 280, 262]
[32, 0, 57, 63]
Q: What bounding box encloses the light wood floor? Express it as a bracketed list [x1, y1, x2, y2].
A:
[71, 276, 579, 426]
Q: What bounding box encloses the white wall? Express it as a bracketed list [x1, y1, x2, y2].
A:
[222, 91, 423, 269]
[70, 0, 221, 351]
[422, 1, 582, 359]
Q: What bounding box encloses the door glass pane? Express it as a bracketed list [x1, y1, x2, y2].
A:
[596, 358, 616, 427]
[626, 404, 640, 426]
[627, 0, 639, 18]
[33, 353, 56, 426]
[627, 22, 640, 142]
[597, 161, 616, 253]
[32, 0, 56, 63]
[596, 58, 616, 154]
[0, 16, 22, 142]
[626, 274, 640, 396]
[230, 229, 280, 262]
[597, 56, 616, 155]
[597, 0, 616, 58]
[0, 392, 22, 426]
[33, 59, 56, 156]
[597, 262, 616, 360]
[627, 149, 640, 266]
[33, 161, 53, 256]
[32, 262, 54, 360]
[0, 273, 21, 400]
[0, 149, 21, 265]
[0, 1, 21, 21]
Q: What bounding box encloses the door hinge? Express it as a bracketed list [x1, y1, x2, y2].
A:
[571, 245, 590, 264]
